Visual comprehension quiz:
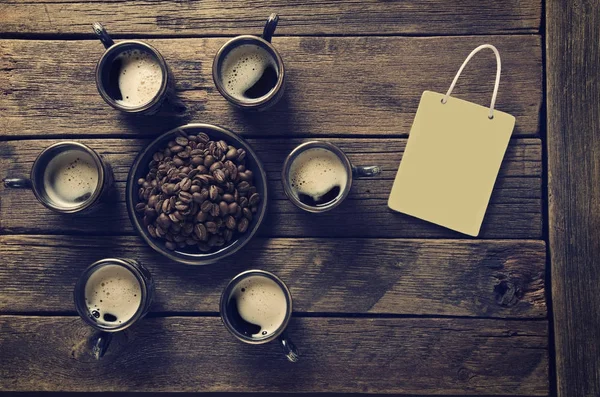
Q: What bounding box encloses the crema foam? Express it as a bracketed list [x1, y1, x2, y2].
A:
[289, 148, 348, 207]
[85, 264, 142, 326]
[43, 149, 99, 208]
[114, 49, 163, 107]
[221, 44, 278, 101]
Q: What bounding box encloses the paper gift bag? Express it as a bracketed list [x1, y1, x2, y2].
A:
[388, 44, 516, 236]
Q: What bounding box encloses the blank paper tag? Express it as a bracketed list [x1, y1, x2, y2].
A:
[388, 90, 515, 236]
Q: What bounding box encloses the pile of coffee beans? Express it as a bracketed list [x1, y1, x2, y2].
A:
[135, 132, 261, 253]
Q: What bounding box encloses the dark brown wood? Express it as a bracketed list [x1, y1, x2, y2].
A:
[547, 1, 600, 396]
[0, 36, 542, 138]
[0, 235, 547, 317]
[0, 315, 548, 394]
[0, 138, 542, 238]
[0, 0, 542, 36]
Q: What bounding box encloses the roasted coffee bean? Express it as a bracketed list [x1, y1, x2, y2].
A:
[194, 223, 207, 241]
[173, 157, 184, 167]
[214, 169, 226, 184]
[186, 238, 197, 246]
[162, 199, 171, 214]
[175, 137, 188, 146]
[226, 147, 238, 160]
[135, 202, 146, 213]
[237, 181, 251, 193]
[234, 206, 243, 220]
[239, 197, 249, 208]
[148, 225, 158, 238]
[204, 155, 215, 167]
[169, 213, 180, 223]
[179, 191, 193, 204]
[175, 201, 188, 211]
[237, 149, 246, 162]
[226, 216, 237, 230]
[222, 193, 235, 203]
[243, 207, 253, 221]
[180, 177, 192, 191]
[157, 213, 171, 229]
[171, 223, 182, 233]
[148, 194, 159, 209]
[155, 199, 164, 213]
[145, 207, 158, 219]
[165, 241, 176, 250]
[228, 202, 239, 214]
[173, 234, 187, 243]
[191, 156, 203, 166]
[201, 200, 213, 213]
[209, 185, 218, 201]
[205, 221, 218, 234]
[192, 192, 204, 204]
[170, 145, 184, 153]
[238, 218, 249, 233]
[208, 235, 225, 247]
[190, 185, 201, 193]
[195, 211, 208, 223]
[210, 202, 220, 217]
[223, 229, 233, 242]
[153, 152, 165, 162]
[219, 201, 229, 215]
[209, 161, 223, 173]
[249, 193, 260, 206]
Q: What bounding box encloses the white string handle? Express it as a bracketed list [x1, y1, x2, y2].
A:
[442, 44, 501, 119]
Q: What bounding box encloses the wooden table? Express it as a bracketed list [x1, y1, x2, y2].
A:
[0, 1, 598, 396]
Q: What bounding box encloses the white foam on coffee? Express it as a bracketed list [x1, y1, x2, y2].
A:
[289, 148, 348, 202]
[115, 49, 163, 107]
[85, 264, 142, 327]
[233, 275, 287, 338]
[221, 44, 276, 101]
[43, 150, 99, 208]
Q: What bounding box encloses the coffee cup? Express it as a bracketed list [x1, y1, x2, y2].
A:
[220, 270, 299, 362]
[3, 141, 114, 214]
[282, 141, 381, 213]
[212, 14, 285, 111]
[73, 258, 155, 359]
[93, 22, 172, 115]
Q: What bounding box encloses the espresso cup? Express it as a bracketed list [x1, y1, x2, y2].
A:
[282, 141, 381, 213]
[3, 141, 114, 214]
[93, 22, 172, 115]
[220, 270, 299, 362]
[74, 258, 155, 359]
[212, 14, 285, 111]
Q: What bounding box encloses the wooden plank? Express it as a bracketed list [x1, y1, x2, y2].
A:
[0, 316, 549, 394]
[0, 235, 547, 317]
[0, 36, 543, 138]
[0, 0, 542, 36]
[547, 1, 600, 396]
[0, 138, 542, 238]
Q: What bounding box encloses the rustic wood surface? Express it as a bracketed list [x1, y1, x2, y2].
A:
[0, 0, 542, 36]
[547, 1, 600, 396]
[0, 0, 554, 395]
[0, 36, 543, 138]
[0, 236, 546, 317]
[0, 316, 548, 394]
[0, 138, 543, 238]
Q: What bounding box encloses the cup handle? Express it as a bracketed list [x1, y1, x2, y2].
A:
[262, 13, 279, 43]
[91, 331, 113, 360]
[352, 165, 381, 178]
[278, 332, 299, 363]
[92, 22, 115, 49]
[3, 178, 32, 189]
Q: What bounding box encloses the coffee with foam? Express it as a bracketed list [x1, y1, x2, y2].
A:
[112, 49, 163, 107]
[220, 44, 279, 101]
[289, 148, 348, 207]
[227, 275, 288, 338]
[85, 264, 142, 327]
[43, 149, 99, 208]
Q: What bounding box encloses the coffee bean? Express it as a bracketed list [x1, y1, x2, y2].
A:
[180, 177, 192, 191]
[222, 194, 235, 203]
[209, 185, 218, 201]
[239, 197, 249, 208]
[171, 223, 182, 233]
[205, 221, 218, 234]
[208, 235, 225, 247]
[169, 213, 180, 223]
[210, 202, 220, 217]
[171, 145, 184, 153]
[238, 218, 249, 233]
[135, 202, 146, 213]
[219, 201, 229, 215]
[204, 155, 215, 167]
[179, 191, 192, 204]
[243, 207, 253, 221]
[194, 223, 207, 241]
[148, 225, 158, 238]
[201, 200, 213, 213]
[195, 211, 208, 223]
[234, 206, 243, 220]
[165, 241, 176, 250]
[153, 152, 165, 162]
[237, 149, 246, 162]
[162, 199, 171, 214]
[157, 213, 171, 229]
[225, 147, 238, 160]
[175, 201, 188, 211]
[191, 156, 203, 166]
[190, 185, 201, 194]
[192, 192, 204, 204]
[175, 137, 188, 146]
[226, 216, 237, 230]
[228, 202, 239, 214]
[173, 157, 184, 167]
[249, 193, 260, 206]
[237, 181, 251, 193]
[223, 229, 233, 242]
[214, 169, 226, 184]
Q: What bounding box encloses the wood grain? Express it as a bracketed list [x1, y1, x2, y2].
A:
[0, 0, 542, 36]
[547, 1, 600, 396]
[0, 235, 546, 317]
[0, 315, 548, 394]
[0, 36, 542, 138]
[0, 138, 542, 238]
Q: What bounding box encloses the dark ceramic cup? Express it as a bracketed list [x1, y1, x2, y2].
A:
[212, 14, 285, 111]
[93, 22, 172, 115]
